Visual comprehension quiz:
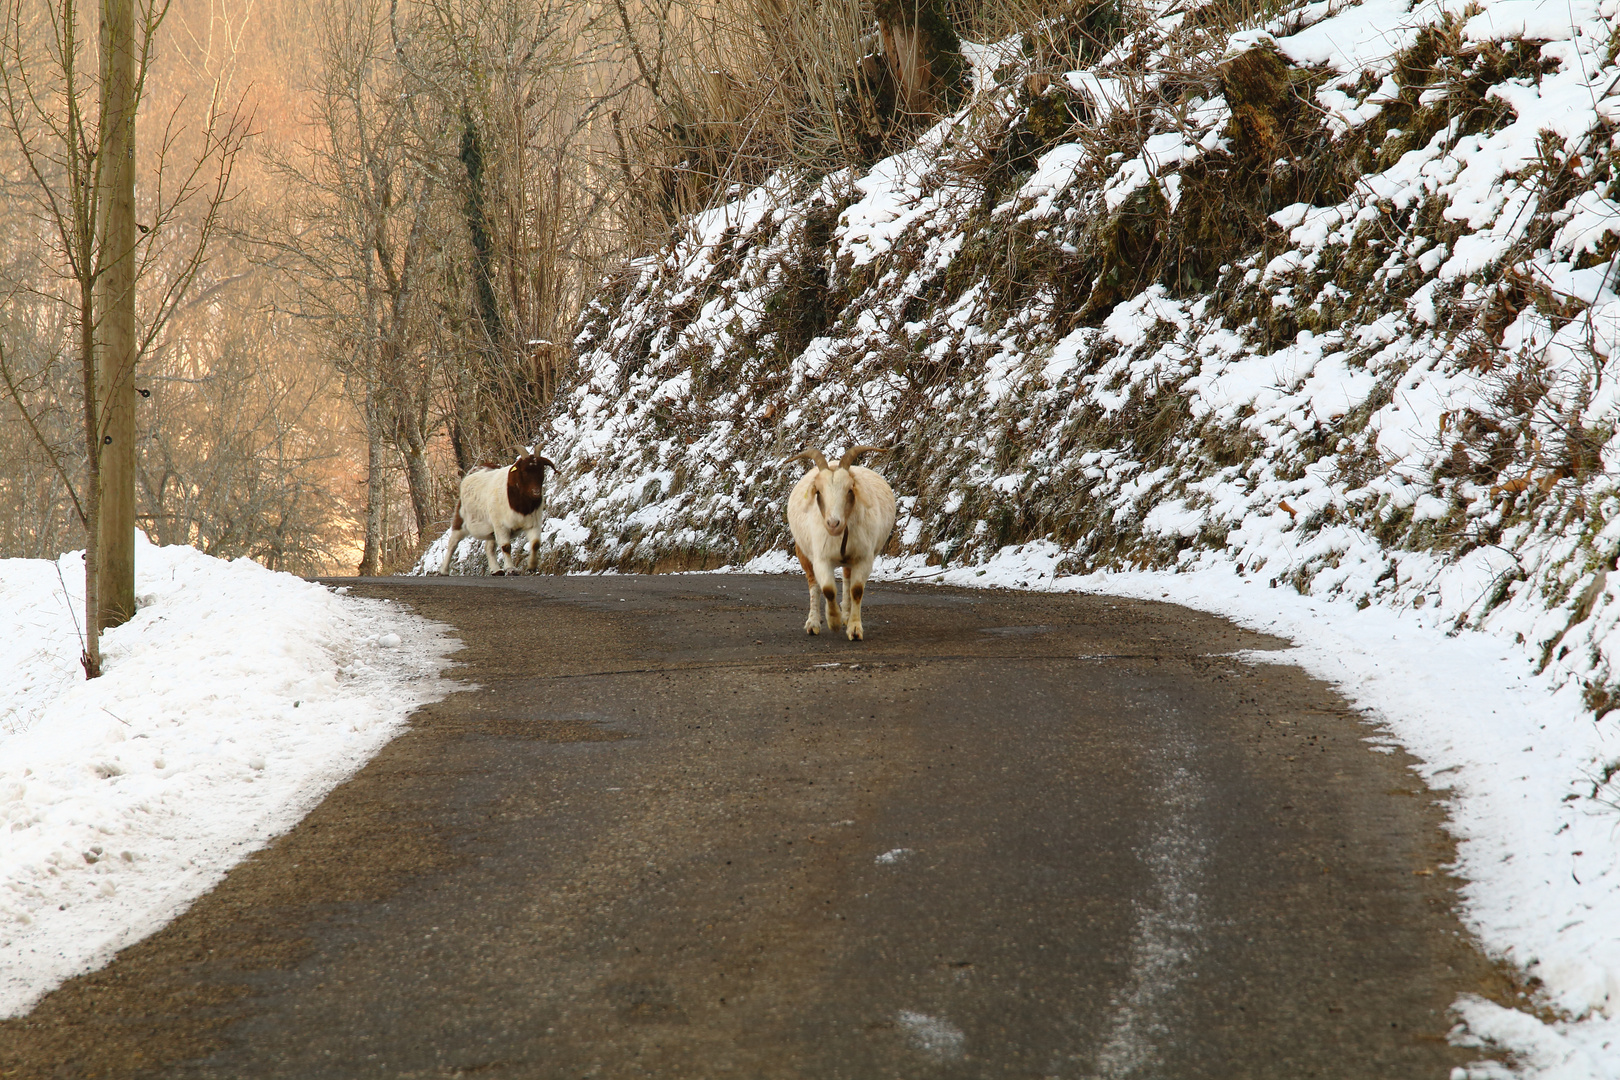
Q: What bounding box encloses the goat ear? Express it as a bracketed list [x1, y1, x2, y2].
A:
[537, 455, 557, 472]
[784, 448, 830, 471]
[837, 444, 892, 470]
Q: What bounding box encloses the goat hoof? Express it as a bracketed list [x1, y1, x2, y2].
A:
[848, 626, 863, 641]
[805, 623, 820, 635]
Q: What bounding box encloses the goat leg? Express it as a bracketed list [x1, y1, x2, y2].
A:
[439, 508, 466, 575]
[796, 543, 822, 634]
[817, 556, 844, 633]
[489, 525, 516, 574]
[844, 556, 874, 641]
[522, 523, 542, 572]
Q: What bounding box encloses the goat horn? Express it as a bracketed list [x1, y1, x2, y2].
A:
[837, 444, 892, 471]
[785, 448, 830, 471]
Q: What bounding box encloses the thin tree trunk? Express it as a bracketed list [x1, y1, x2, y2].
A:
[96, 0, 138, 629]
[460, 107, 507, 447]
[79, 276, 102, 677]
[402, 446, 432, 539]
[358, 394, 385, 576]
[400, 418, 433, 541]
[450, 417, 473, 474]
[460, 109, 501, 336]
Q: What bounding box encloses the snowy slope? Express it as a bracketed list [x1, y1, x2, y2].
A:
[0, 536, 456, 1017]
[416, 0, 1620, 1071]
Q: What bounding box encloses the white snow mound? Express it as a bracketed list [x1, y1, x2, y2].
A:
[0, 535, 457, 1018]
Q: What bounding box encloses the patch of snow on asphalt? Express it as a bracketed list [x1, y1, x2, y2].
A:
[1091, 745, 1209, 1078]
[0, 536, 457, 1018]
[897, 1009, 966, 1061]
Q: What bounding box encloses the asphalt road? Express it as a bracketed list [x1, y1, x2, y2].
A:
[1, 574, 1511, 1079]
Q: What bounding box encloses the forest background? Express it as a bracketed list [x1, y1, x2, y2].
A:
[0, 0, 1016, 576]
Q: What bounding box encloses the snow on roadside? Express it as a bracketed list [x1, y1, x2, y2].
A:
[0, 536, 458, 1019]
[745, 542, 1620, 1075]
[1059, 562, 1620, 1078]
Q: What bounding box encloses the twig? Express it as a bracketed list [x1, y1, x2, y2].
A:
[612, 0, 661, 99]
[54, 559, 86, 656]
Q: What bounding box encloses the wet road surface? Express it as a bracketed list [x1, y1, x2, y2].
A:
[0, 574, 1511, 1078]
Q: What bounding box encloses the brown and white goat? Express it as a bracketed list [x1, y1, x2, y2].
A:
[439, 451, 556, 575]
[786, 445, 896, 640]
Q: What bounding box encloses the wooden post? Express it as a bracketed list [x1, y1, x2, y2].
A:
[96, 0, 137, 628]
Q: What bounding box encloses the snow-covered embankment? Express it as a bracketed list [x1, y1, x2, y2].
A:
[0, 536, 456, 1017]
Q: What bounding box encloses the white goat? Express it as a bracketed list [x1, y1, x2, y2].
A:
[439, 451, 555, 575]
[786, 445, 896, 640]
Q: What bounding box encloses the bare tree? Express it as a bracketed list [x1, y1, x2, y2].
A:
[0, 0, 248, 674]
[136, 275, 356, 574]
[259, 0, 622, 575]
[410, 0, 620, 463]
[261, 0, 445, 575]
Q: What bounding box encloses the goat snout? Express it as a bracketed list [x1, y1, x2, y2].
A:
[825, 516, 845, 534]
